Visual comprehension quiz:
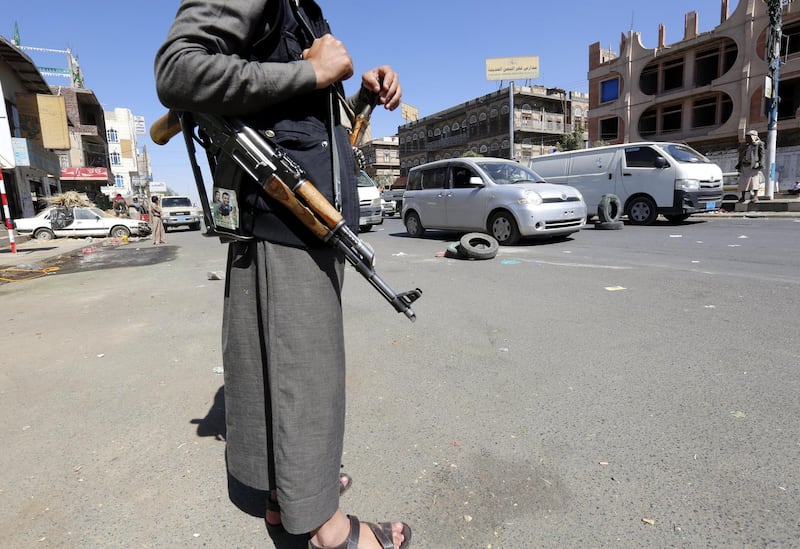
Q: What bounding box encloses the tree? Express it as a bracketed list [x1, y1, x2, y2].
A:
[556, 127, 586, 151]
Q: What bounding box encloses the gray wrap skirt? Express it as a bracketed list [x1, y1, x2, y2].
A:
[222, 239, 346, 534]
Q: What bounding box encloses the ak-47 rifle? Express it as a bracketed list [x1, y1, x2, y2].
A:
[150, 110, 422, 321]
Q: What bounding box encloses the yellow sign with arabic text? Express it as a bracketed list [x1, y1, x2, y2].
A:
[485, 56, 539, 81]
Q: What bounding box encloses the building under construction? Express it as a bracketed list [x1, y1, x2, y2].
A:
[587, 0, 800, 180]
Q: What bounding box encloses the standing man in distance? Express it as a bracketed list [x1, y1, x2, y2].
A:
[154, 1, 411, 548]
[736, 129, 765, 203]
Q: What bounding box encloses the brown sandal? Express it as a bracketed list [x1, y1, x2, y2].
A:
[309, 515, 412, 549]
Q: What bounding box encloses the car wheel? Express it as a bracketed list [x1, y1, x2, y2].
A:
[488, 211, 520, 245]
[597, 194, 622, 223]
[625, 196, 658, 225]
[33, 228, 55, 241]
[404, 211, 425, 238]
[191, 222, 201, 231]
[664, 213, 691, 223]
[359, 225, 372, 232]
[459, 233, 499, 260]
[111, 226, 131, 238]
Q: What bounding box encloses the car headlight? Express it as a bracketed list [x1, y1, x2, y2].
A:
[675, 178, 700, 191]
[518, 190, 543, 206]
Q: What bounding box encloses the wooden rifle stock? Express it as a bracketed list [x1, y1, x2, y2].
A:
[152, 110, 422, 320]
[349, 90, 379, 147]
[150, 111, 182, 145]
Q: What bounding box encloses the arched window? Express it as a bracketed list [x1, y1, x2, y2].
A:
[107, 128, 119, 143]
[110, 151, 122, 165]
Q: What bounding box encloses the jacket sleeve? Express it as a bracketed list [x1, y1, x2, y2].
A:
[154, 0, 317, 115]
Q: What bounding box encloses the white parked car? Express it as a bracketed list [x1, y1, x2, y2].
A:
[356, 171, 383, 232]
[14, 206, 152, 241]
[402, 157, 587, 245]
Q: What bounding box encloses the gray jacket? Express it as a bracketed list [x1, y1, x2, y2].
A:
[154, 0, 366, 245]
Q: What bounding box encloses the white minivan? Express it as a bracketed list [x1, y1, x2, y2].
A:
[356, 170, 383, 232]
[529, 142, 724, 224]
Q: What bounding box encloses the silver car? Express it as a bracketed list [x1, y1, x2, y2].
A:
[402, 157, 587, 245]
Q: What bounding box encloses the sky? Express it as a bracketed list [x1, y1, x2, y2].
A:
[6, 0, 735, 201]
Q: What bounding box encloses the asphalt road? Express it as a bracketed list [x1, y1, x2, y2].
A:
[1, 217, 799, 548]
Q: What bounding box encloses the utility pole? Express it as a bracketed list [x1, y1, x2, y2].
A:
[764, 0, 791, 199]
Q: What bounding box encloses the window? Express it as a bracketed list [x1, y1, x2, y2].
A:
[639, 65, 658, 95]
[115, 175, 125, 187]
[421, 167, 447, 189]
[782, 21, 800, 57]
[599, 117, 619, 141]
[107, 128, 119, 143]
[625, 146, 662, 168]
[638, 108, 657, 137]
[661, 104, 682, 132]
[5, 100, 20, 137]
[691, 97, 718, 127]
[451, 166, 476, 188]
[600, 78, 619, 103]
[694, 40, 737, 87]
[110, 151, 122, 165]
[74, 208, 97, 220]
[662, 58, 684, 91]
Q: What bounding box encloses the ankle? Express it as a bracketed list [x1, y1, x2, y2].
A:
[310, 510, 350, 548]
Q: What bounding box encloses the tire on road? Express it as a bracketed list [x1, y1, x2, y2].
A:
[458, 232, 499, 260]
[444, 241, 465, 259]
[594, 220, 624, 230]
[597, 194, 622, 223]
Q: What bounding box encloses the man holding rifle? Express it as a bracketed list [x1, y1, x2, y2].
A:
[154, 1, 410, 548]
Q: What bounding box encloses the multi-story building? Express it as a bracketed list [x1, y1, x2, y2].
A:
[359, 135, 399, 188]
[104, 107, 143, 198]
[587, 0, 800, 177]
[53, 86, 112, 202]
[0, 36, 62, 219]
[397, 85, 588, 177]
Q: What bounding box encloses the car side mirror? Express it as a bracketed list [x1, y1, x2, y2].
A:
[469, 176, 484, 187]
[655, 157, 668, 169]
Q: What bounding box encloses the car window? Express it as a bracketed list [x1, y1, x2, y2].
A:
[421, 167, 447, 190]
[624, 146, 663, 168]
[356, 171, 377, 188]
[451, 166, 477, 189]
[407, 171, 422, 190]
[74, 208, 97, 220]
[663, 144, 710, 163]
[477, 162, 542, 185]
[162, 197, 192, 208]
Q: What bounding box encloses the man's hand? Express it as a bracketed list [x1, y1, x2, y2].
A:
[361, 65, 402, 111]
[303, 34, 354, 89]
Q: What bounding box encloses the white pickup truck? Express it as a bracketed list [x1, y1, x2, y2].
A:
[159, 195, 203, 231]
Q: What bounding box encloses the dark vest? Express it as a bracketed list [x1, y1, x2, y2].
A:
[218, 0, 359, 248]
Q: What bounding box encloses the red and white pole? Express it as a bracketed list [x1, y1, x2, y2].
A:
[0, 170, 17, 254]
